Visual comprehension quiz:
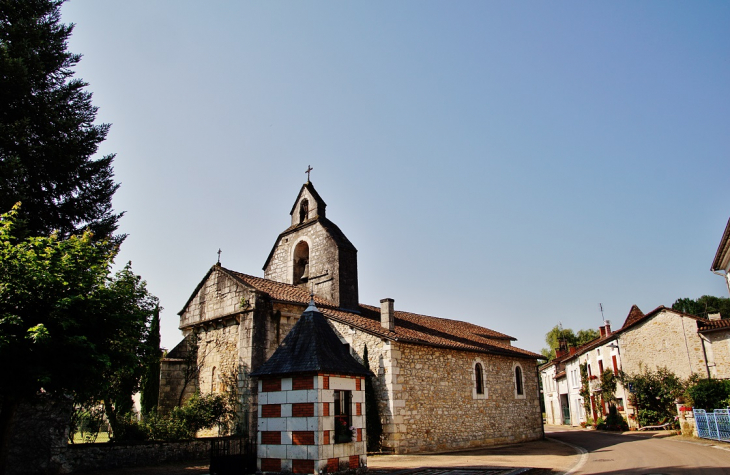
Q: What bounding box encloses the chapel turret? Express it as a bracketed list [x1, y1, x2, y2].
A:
[263, 181, 359, 310]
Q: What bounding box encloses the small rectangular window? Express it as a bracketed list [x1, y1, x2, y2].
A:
[334, 390, 352, 444]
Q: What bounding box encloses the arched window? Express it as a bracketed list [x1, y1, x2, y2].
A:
[515, 365, 524, 396]
[475, 363, 484, 395]
[299, 199, 309, 224]
[472, 360, 487, 399]
[293, 240, 309, 284]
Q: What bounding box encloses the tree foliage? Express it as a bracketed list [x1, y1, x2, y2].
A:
[672, 295, 730, 319]
[0, 0, 122, 241]
[0, 205, 116, 401]
[619, 367, 686, 428]
[0, 206, 158, 454]
[362, 345, 382, 452]
[541, 325, 600, 361]
[140, 306, 161, 415]
[687, 379, 730, 410]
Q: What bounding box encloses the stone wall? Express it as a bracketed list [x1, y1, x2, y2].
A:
[390, 344, 542, 453]
[4, 395, 73, 475]
[264, 222, 347, 307]
[158, 357, 197, 413]
[327, 319, 393, 451]
[619, 310, 706, 379]
[704, 330, 730, 379]
[51, 438, 219, 474]
[179, 267, 248, 329]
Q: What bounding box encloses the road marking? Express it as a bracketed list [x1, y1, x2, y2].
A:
[546, 437, 588, 475]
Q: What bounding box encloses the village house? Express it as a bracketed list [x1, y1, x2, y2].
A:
[160, 180, 543, 454]
[543, 216, 730, 428]
[543, 304, 730, 427]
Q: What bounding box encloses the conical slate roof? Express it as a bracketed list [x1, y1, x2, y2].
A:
[251, 300, 370, 377]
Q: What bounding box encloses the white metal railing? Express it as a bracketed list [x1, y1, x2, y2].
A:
[694, 409, 730, 442]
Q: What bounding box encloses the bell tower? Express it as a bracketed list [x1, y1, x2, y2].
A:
[263, 181, 359, 310]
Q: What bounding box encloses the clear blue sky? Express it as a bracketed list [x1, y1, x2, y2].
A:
[60, 1, 730, 355]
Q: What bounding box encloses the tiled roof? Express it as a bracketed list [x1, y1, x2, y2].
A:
[219, 267, 541, 360]
[540, 304, 712, 370]
[251, 302, 370, 377]
[620, 305, 707, 333]
[621, 305, 646, 329]
[697, 318, 730, 333]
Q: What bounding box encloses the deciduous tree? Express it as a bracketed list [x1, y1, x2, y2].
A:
[672, 295, 730, 319]
[0, 206, 158, 465]
[541, 325, 600, 361]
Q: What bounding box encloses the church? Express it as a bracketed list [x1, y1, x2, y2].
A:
[159, 180, 543, 454]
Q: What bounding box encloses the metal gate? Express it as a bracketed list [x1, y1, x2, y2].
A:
[210, 437, 257, 475]
[694, 409, 730, 442]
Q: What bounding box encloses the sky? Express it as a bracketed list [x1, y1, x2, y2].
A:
[59, 1, 730, 355]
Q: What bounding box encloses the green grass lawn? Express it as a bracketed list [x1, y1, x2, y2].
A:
[71, 432, 110, 443]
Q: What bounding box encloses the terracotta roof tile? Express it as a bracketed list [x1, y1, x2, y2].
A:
[221, 267, 540, 360]
[697, 318, 730, 333]
[621, 305, 646, 329]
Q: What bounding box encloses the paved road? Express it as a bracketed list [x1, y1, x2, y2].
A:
[546, 426, 730, 474]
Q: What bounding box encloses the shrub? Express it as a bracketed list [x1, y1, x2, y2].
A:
[145, 393, 235, 440]
[597, 406, 628, 431]
[687, 379, 730, 410]
[620, 367, 687, 427]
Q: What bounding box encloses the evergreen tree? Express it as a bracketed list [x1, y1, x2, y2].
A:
[0, 0, 122, 241]
[140, 306, 161, 415]
[362, 345, 382, 452]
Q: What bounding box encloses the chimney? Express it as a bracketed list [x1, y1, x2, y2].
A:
[569, 346, 577, 356]
[709, 313, 722, 321]
[380, 298, 394, 331]
[599, 326, 606, 338]
[604, 320, 611, 335]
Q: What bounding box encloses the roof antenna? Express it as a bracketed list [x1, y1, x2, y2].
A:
[599, 303, 605, 323]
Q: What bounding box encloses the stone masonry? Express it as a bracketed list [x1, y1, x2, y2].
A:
[161, 181, 543, 454]
[619, 309, 707, 379]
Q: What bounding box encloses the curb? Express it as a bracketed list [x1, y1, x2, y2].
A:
[544, 437, 587, 475]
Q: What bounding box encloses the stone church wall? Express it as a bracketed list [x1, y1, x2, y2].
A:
[324, 319, 542, 453]
[619, 311, 707, 379]
[391, 344, 542, 453]
[327, 320, 394, 450]
[264, 223, 347, 308]
[179, 267, 249, 329]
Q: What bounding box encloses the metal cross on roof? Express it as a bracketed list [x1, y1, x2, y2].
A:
[217, 248, 222, 264]
[305, 165, 313, 181]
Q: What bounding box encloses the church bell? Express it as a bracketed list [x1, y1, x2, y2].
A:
[301, 262, 309, 282]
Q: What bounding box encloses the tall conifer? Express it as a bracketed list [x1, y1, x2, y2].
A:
[363, 345, 383, 452]
[0, 0, 122, 241]
[140, 306, 161, 415]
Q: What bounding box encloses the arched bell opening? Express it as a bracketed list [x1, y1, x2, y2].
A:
[293, 241, 310, 285]
[299, 199, 309, 224]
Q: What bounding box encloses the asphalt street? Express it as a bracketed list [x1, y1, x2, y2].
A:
[546, 426, 730, 474]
